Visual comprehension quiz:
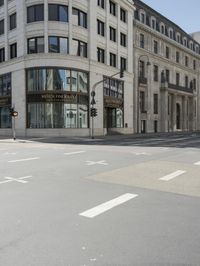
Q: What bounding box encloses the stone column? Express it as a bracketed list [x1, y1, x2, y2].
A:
[68, 0, 73, 55]
[182, 96, 187, 131]
[44, 0, 48, 53]
[172, 94, 177, 131]
[160, 87, 168, 132]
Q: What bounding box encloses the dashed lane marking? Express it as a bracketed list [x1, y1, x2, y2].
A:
[159, 170, 186, 181]
[194, 161, 200, 166]
[86, 160, 108, 166]
[8, 157, 40, 163]
[79, 193, 138, 218]
[64, 151, 86, 156]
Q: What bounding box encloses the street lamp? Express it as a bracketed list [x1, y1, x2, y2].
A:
[137, 55, 151, 134]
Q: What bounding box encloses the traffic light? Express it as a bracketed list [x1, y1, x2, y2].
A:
[90, 107, 97, 117]
[10, 108, 18, 117]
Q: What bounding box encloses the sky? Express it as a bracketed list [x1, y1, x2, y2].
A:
[141, 0, 200, 34]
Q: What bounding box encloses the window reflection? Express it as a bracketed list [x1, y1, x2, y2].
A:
[27, 68, 88, 92]
[28, 103, 88, 129]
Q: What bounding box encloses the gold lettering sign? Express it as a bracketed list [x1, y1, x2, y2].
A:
[104, 96, 123, 108]
[0, 97, 11, 107]
[27, 93, 89, 104]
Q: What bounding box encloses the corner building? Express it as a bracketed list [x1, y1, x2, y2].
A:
[0, 0, 135, 137]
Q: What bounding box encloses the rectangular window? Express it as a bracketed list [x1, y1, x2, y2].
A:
[166, 69, 170, 83]
[0, 47, 5, 63]
[140, 91, 145, 113]
[9, 13, 16, 30]
[140, 33, 144, 48]
[0, 0, 4, 7]
[28, 37, 44, 54]
[120, 57, 127, 71]
[110, 27, 116, 42]
[97, 19, 105, 36]
[176, 73, 180, 86]
[97, 47, 105, 63]
[97, 0, 104, 9]
[153, 65, 158, 81]
[48, 4, 68, 22]
[185, 56, 188, 67]
[153, 94, 158, 114]
[0, 19, 4, 35]
[120, 8, 126, 23]
[10, 43, 17, 59]
[176, 51, 179, 63]
[110, 53, 116, 67]
[72, 39, 87, 58]
[154, 40, 158, 54]
[193, 60, 196, 70]
[139, 60, 145, 77]
[193, 79, 196, 90]
[48, 36, 69, 54]
[166, 46, 169, 59]
[120, 32, 126, 47]
[27, 4, 44, 23]
[72, 8, 87, 28]
[109, 1, 116, 16]
[185, 76, 188, 88]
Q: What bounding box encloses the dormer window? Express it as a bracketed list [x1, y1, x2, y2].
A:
[169, 29, 173, 39]
[176, 33, 181, 43]
[140, 10, 146, 24]
[189, 41, 194, 50]
[160, 24, 165, 34]
[183, 38, 187, 47]
[151, 18, 156, 30]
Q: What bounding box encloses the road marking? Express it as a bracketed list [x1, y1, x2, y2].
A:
[194, 161, 200, 165]
[79, 193, 138, 218]
[0, 176, 32, 185]
[86, 160, 108, 166]
[132, 152, 150, 156]
[8, 157, 40, 163]
[64, 151, 86, 155]
[159, 170, 186, 181]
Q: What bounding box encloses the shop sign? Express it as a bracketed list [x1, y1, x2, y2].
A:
[0, 97, 11, 107]
[27, 93, 79, 104]
[104, 96, 123, 108]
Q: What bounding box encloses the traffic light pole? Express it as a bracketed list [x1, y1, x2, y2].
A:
[90, 69, 124, 139]
[12, 116, 16, 140]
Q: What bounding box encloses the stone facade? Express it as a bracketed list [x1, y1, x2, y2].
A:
[133, 0, 200, 133]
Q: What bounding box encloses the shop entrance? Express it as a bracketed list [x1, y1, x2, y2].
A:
[104, 107, 123, 129]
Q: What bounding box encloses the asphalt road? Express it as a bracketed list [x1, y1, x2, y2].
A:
[0, 133, 200, 266]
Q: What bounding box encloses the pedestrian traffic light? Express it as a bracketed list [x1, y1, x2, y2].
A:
[90, 107, 97, 117]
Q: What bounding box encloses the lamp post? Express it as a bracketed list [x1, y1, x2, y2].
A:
[90, 69, 124, 139]
[137, 55, 151, 134]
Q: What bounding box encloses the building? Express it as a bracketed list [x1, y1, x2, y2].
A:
[0, 0, 199, 138]
[0, 0, 135, 137]
[133, 0, 200, 133]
